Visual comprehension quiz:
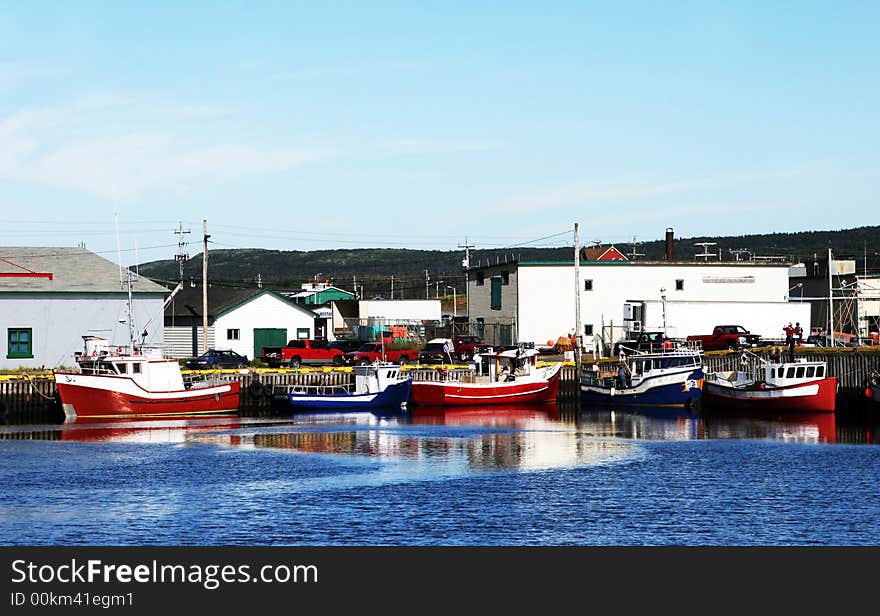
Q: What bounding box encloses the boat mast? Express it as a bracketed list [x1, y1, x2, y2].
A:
[202, 219, 210, 354]
[574, 222, 582, 374]
[115, 211, 137, 349]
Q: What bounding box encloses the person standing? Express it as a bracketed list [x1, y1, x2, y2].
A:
[786, 323, 796, 361]
[794, 322, 804, 345]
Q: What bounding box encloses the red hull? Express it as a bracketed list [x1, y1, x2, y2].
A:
[56, 381, 241, 418]
[704, 377, 837, 413]
[410, 373, 560, 406]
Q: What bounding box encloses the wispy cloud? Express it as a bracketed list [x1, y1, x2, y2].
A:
[0, 94, 337, 200]
[500, 168, 810, 213]
[0, 92, 495, 201]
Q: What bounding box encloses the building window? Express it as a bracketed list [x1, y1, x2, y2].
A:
[501, 271, 510, 285]
[490, 277, 502, 310]
[296, 328, 310, 339]
[584, 324, 593, 335]
[475, 318, 485, 338]
[7, 328, 33, 359]
[584, 279, 593, 291]
[476, 272, 484, 286]
[227, 328, 240, 340]
[675, 279, 684, 291]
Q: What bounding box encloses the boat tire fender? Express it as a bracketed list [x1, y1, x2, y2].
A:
[248, 380, 265, 398]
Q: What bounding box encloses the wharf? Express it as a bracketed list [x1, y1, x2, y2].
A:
[2, 347, 878, 420]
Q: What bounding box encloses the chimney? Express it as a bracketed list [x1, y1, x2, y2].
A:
[665, 228, 674, 261]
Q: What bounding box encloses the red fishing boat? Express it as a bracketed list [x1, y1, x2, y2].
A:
[54, 336, 240, 420]
[409, 349, 561, 406]
[704, 356, 837, 413]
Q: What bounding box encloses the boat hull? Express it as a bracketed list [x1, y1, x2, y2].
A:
[54, 372, 240, 419]
[581, 369, 704, 408]
[703, 377, 838, 413]
[867, 382, 880, 405]
[277, 379, 412, 411]
[410, 366, 560, 406]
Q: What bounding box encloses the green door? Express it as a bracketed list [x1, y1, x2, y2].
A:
[253, 328, 287, 359]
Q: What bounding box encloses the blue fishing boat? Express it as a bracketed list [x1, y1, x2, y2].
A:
[580, 346, 704, 408]
[272, 364, 411, 412]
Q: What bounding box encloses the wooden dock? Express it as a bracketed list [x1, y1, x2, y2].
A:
[2, 349, 878, 420]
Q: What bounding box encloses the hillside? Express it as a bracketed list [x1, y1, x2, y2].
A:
[138, 225, 880, 299]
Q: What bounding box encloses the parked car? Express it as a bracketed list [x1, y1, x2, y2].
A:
[613, 331, 673, 356]
[452, 335, 484, 361]
[260, 339, 344, 368]
[342, 342, 419, 366]
[185, 349, 249, 369]
[419, 338, 456, 364]
[687, 325, 761, 351]
[328, 339, 365, 354]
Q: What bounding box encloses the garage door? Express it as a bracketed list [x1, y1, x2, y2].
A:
[253, 328, 287, 359]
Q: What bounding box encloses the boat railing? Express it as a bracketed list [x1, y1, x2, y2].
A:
[271, 383, 353, 396]
[184, 373, 239, 389]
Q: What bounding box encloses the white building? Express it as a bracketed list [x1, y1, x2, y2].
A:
[467, 259, 811, 347]
[857, 275, 880, 341]
[357, 299, 441, 322]
[165, 287, 317, 359]
[0, 247, 168, 369]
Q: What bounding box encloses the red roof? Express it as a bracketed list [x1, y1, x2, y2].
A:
[580, 246, 629, 262]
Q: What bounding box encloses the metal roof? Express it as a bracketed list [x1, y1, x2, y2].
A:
[0, 247, 169, 294]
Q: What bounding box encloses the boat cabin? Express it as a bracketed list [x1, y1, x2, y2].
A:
[73, 336, 185, 391]
[473, 348, 539, 382]
[763, 360, 827, 387]
[354, 364, 407, 393]
[710, 358, 828, 389]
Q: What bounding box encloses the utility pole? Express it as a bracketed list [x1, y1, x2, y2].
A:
[353, 274, 357, 299]
[390, 275, 394, 300]
[174, 221, 190, 283]
[202, 219, 209, 354]
[425, 269, 430, 300]
[574, 223, 582, 373]
[459, 238, 474, 319]
[828, 247, 834, 347]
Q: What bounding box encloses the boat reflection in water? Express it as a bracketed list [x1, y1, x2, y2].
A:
[576, 404, 837, 444]
[243, 403, 638, 473]
[0, 415, 243, 444]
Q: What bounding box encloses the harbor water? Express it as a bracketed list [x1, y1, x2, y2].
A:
[1, 404, 879, 546]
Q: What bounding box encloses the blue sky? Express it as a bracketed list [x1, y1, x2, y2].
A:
[1, 1, 877, 265]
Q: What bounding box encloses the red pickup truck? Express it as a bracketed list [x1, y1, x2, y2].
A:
[452, 336, 484, 361]
[261, 339, 344, 368]
[342, 342, 419, 366]
[687, 325, 761, 351]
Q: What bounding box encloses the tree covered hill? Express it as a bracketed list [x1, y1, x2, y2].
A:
[138, 225, 880, 299]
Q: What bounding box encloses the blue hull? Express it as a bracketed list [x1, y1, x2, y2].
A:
[282, 380, 412, 412]
[581, 370, 703, 408]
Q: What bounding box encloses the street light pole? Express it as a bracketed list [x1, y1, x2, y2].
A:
[447, 286, 457, 318]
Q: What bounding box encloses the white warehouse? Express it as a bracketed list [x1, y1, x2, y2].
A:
[0, 247, 168, 369]
[467, 258, 810, 348]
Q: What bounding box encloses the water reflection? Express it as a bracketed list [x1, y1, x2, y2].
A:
[572, 405, 842, 444]
[237, 404, 632, 472]
[0, 415, 244, 444]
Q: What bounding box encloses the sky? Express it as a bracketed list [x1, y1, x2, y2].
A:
[1, 1, 878, 265]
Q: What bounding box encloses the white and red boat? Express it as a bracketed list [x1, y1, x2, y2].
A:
[54, 336, 241, 420]
[704, 357, 837, 413]
[409, 348, 561, 406]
